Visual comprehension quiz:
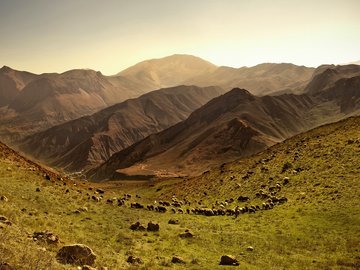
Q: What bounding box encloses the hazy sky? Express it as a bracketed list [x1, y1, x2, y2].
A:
[0, 0, 359, 75]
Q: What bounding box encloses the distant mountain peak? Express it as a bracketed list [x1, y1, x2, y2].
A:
[0, 65, 13, 72]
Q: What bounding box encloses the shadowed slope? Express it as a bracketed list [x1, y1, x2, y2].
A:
[89, 89, 318, 180]
[19, 86, 224, 171]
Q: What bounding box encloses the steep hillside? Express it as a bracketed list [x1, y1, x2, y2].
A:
[304, 64, 360, 94]
[117, 54, 217, 90]
[185, 63, 315, 95]
[88, 89, 315, 180]
[0, 69, 148, 142]
[19, 86, 224, 171]
[90, 72, 360, 181]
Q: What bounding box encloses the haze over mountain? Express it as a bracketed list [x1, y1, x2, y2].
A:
[0, 66, 39, 106]
[0, 54, 318, 144]
[19, 85, 224, 171]
[305, 64, 360, 94]
[0, 68, 151, 142]
[118, 55, 315, 96]
[117, 54, 217, 90]
[89, 66, 360, 181]
[185, 63, 315, 96]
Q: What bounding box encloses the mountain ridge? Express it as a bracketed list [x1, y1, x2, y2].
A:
[88, 69, 360, 181]
[19, 85, 225, 171]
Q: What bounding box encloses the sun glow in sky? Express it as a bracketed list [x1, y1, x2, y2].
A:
[0, 0, 359, 75]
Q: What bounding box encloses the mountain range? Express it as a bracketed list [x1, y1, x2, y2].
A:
[1, 54, 359, 181]
[19, 85, 224, 171]
[88, 65, 360, 180]
[0, 55, 316, 142]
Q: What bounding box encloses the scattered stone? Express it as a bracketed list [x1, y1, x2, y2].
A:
[283, 177, 290, 185]
[75, 207, 88, 214]
[219, 255, 239, 266]
[171, 256, 186, 264]
[56, 244, 96, 266]
[179, 229, 194, 238]
[281, 162, 292, 173]
[126, 255, 143, 265]
[0, 216, 12, 226]
[130, 222, 145, 231]
[168, 219, 179, 225]
[147, 222, 159, 232]
[0, 196, 8, 202]
[96, 188, 105, 194]
[246, 246, 254, 252]
[33, 231, 59, 244]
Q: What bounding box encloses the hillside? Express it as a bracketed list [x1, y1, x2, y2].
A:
[0, 66, 39, 106]
[185, 63, 315, 95]
[116, 54, 217, 90]
[304, 64, 360, 94]
[117, 55, 315, 96]
[1, 117, 359, 269]
[19, 85, 224, 171]
[0, 68, 148, 142]
[89, 71, 360, 181]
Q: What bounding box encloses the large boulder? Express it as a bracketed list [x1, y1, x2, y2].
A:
[219, 255, 239, 266]
[56, 244, 96, 266]
[130, 222, 146, 231]
[147, 222, 159, 232]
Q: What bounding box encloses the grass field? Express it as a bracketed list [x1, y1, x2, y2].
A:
[0, 117, 359, 269]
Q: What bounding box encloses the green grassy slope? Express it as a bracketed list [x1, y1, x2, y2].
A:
[0, 117, 359, 269]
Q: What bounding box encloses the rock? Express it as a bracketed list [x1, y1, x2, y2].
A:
[36, 188, 41, 192]
[147, 222, 159, 232]
[75, 207, 88, 214]
[171, 256, 186, 264]
[283, 177, 290, 185]
[33, 231, 59, 244]
[0, 216, 12, 226]
[56, 244, 96, 266]
[179, 229, 194, 238]
[130, 222, 145, 231]
[0, 262, 16, 270]
[126, 255, 143, 264]
[219, 255, 239, 266]
[168, 219, 179, 225]
[0, 196, 8, 202]
[246, 246, 254, 252]
[96, 188, 105, 194]
[44, 174, 51, 180]
[6, 167, 11, 171]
